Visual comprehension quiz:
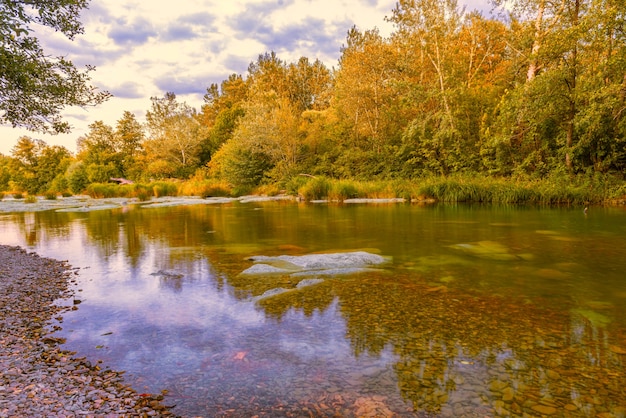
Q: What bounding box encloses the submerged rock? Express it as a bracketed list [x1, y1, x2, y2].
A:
[150, 269, 184, 279]
[241, 251, 390, 276]
[243, 251, 389, 301]
[449, 241, 525, 261]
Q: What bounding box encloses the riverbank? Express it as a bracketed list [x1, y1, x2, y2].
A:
[0, 245, 175, 417]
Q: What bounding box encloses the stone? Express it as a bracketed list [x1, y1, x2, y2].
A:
[531, 404, 558, 415]
[241, 251, 390, 276]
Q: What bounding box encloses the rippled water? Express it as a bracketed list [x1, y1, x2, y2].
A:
[1, 201, 625, 417]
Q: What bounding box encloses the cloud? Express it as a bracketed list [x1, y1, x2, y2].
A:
[108, 16, 157, 46]
[162, 12, 218, 42]
[107, 81, 146, 99]
[154, 73, 216, 96]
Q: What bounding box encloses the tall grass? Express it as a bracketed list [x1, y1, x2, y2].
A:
[152, 181, 179, 198]
[298, 176, 331, 200]
[75, 173, 619, 205]
[291, 174, 613, 204]
[414, 174, 604, 205]
[178, 179, 232, 197]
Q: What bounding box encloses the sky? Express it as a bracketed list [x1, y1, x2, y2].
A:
[0, 0, 491, 155]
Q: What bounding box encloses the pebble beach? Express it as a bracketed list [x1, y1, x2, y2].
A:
[0, 245, 176, 417]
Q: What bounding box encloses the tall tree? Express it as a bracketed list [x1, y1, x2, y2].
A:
[145, 92, 206, 178]
[114, 111, 144, 178]
[0, 0, 110, 133]
[334, 27, 404, 154]
[198, 74, 248, 165]
[76, 121, 120, 182]
[9, 136, 70, 193]
[390, 0, 489, 175]
[286, 57, 333, 113]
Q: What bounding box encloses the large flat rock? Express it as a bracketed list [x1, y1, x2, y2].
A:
[241, 251, 390, 277]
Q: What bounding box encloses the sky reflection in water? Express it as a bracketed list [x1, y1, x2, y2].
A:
[1, 202, 625, 417]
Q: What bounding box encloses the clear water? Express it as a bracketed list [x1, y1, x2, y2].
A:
[1, 201, 625, 417]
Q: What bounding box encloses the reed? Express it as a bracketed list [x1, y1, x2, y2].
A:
[328, 180, 359, 201]
[298, 176, 331, 200]
[254, 183, 282, 196]
[151, 181, 179, 198]
[178, 179, 232, 198]
[85, 183, 119, 198]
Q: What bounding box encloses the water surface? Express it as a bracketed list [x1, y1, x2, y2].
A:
[1, 201, 625, 417]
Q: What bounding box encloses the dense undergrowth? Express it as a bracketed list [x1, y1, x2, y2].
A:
[3, 173, 624, 206]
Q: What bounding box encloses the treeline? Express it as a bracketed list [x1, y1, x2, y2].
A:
[1, 0, 625, 197]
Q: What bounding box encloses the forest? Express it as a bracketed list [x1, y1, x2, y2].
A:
[1, 0, 625, 203]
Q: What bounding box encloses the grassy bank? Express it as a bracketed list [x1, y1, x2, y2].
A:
[6, 174, 623, 206]
[290, 173, 626, 205]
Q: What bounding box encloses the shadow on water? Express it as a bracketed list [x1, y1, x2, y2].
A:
[1, 201, 625, 416]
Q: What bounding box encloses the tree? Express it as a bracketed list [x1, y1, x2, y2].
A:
[390, 0, 485, 175]
[334, 27, 403, 154]
[0, 153, 10, 191]
[198, 74, 248, 165]
[0, 0, 110, 133]
[114, 111, 144, 178]
[145, 92, 206, 178]
[9, 136, 71, 193]
[286, 57, 333, 113]
[76, 121, 121, 182]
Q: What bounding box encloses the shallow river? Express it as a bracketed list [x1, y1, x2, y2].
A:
[1, 200, 625, 417]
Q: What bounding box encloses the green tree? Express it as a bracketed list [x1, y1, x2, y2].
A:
[0, 0, 110, 133]
[286, 57, 333, 113]
[145, 92, 205, 178]
[9, 136, 71, 193]
[0, 153, 11, 191]
[114, 111, 144, 178]
[390, 0, 492, 175]
[198, 74, 248, 165]
[234, 93, 301, 182]
[76, 121, 121, 182]
[334, 27, 403, 154]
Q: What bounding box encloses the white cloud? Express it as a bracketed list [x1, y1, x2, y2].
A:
[0, 0, 490, 155]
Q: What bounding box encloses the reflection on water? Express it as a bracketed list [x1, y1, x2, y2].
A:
[1, 202, 626, 417]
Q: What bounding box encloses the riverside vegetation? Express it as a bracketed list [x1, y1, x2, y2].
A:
[1, 0, 626, 205]
[1, 174, 625, 207]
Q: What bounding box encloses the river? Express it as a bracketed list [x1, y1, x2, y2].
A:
[1, 200, 625, 417]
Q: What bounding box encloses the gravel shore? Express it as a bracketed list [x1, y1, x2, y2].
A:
[0, 245, 176, 417]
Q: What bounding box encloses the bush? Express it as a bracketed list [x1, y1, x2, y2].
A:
[44, 192, 57, 200]
[178, 180, 232, 198]
[85, 183, 118, 198]
[152, 181, 179, 197]
[298, 176, 331, 201]
[328, 180, 358, 201]
[25, 195, 37, 203]
[13, 192, 23, 199]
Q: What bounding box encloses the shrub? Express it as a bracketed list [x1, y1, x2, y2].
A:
[152, 181, 179, 197]
[25, 195, 37, 203]
[136, 188, 152, 201]
[179, 180, 232, 198]
[13, 192, 23, 199]
[329, 180, 358, 201]
[285, 175, 311, 196]
[298, 176, 331, 201]
[44, 192, 57, 200]
[85, 183, 118, 198]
